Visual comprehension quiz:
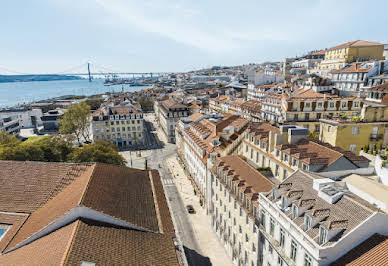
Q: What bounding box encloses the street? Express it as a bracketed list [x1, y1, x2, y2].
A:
[120, 113, 232, 266]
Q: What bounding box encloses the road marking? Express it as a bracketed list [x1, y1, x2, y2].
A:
[162, 179, 175, 185]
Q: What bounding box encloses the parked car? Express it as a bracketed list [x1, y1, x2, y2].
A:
[186, 205, 195, 214]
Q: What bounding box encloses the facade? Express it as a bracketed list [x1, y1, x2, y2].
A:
[156, 99, 189, 143]
[261, 93, 283, 124]
[319, 118, 388, 154]
[330, 61, 379, 97]
[182, 114, 249, 202]
[209, 155, 273, 266]
[365, 82, 388, 105]
[92, 106, 144, 148]
[0, 108, 42, 128]
[248, 69, 284, 86]
[209, 95, 230, 114]
[0, 116, 20, 135]
[318, 40, 384, 73]
[258, 170, 388, 266]
[0, 161, 183, 265]
[240, 123, 369, 182]
[41, 109, 63, 132]
[281, 89, 362, 133]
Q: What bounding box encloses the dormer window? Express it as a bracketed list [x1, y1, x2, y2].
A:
[319, 226, 327, 245]
[305, 215, 312, 231]
[292, 204, 298, 219]
[276, 150, 280, 157]
[284, 154, 289, 162]
[305, 102, 311, 108]
[302, 163, 308, 171]
[281, 196, 288, 209]
[341, 102, 347, 108]
[317, 102, 323, 108]
[292, 158, 298, 167]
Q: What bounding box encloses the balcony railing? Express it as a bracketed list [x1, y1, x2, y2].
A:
[370, 134, 382, 141]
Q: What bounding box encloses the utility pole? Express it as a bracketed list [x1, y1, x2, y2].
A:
[87, 62, 92, 82]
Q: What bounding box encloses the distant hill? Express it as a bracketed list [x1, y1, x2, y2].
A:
[0, 74, 83, 83]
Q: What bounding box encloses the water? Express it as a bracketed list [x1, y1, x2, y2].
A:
[0, 79, 148, 107]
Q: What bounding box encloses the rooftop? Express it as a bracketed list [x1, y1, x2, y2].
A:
[328, 40, 383, 51]
[0, 161, 179, 265]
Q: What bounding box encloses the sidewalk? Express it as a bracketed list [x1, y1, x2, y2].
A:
[166, 156, 233, 266]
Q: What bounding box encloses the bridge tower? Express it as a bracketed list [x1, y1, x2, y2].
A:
[87, 62, 92, 82]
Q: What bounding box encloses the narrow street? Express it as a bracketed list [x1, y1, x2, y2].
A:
[120, 113, 232, 266]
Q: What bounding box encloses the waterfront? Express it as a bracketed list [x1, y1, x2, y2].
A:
[0, 79, 148, 107]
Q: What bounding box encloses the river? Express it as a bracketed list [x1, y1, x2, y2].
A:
[0, 79, 148, 107]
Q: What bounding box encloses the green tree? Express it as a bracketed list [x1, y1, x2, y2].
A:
[0, 131, 21, 148]
[59, 102, 91, 145]
[308, 132, 319, 140]
[85, 98, 104, 110]
[69, 140, 126, 165]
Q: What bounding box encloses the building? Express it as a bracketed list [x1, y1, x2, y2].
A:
[92, 106, 144, 148]
[0, 108, 42, 128]
[240, 123, 369, 182]
[248, 69, 284, 86]
[258, 170, 388, 266]
[330, 61, 380, 97]
[0, 116, 20, 135]
[247, 83, 282, 101]
[209, 95, 230, 114]
[281, 88, 362, 133]
[41, 109, 64, 132]
[182, 114, 249, 202]
[155, 98, 189, 143]
[209, 155, 273, 266]
[261, 93, 283, 124]
[319, 118, 388, 154]
[0, 161, 183, 265]
[365, 82, 388, 105]
[318, 40, 384, 74]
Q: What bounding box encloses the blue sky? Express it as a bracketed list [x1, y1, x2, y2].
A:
[0, 0, 387, 73]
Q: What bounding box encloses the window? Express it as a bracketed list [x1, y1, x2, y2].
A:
[246, 233, 249, 242]
[294, 114, 298, 120]
[349, 144, 357, 152]
[351, 126, 360, 135]
[292, 204, 298, 219]
[319, 226, 327, 245]
[277, 256, 284, 266]
[260, 211, 266, 227]
[304, 253, 313, 266]
[329, 102, 335, 108]
[239, 225, 242, 234]
[290, 240, 298, 261]
[305, 102, 311, 108]
[270, 217, 275, 236]
[279, 228, 285, 247]
[354, 101, 359, 108]
[240, 207, 243, 216]
[317, 102, 323, 108]
[305, 113, 309, 121]
[302, 163, 308, 171]
[292, 158, 298, 167]
[234, 218, 236, 226]
[0, 224, 9, 240]
[341, 102, 347, 108]
[246, 145, 248, 152]
[305, 215, 312, 230]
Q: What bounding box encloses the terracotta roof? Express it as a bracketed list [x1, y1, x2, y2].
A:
[161, 98, 187, 109]
[212, 155, 273, 197]
[328, 40, 383, 51]
[0, 162, 179, 265]
[368, 82, 388, 93]
[0, 161, 92, 213]
[331, 62, 374, 73]
[332, 234, 388, 265]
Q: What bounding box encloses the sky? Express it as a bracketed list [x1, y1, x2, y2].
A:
[0, 0, 387, 73]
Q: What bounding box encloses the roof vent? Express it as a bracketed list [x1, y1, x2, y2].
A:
[317, 183, 347, 204]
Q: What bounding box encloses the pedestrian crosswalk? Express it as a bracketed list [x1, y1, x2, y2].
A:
[162, 178, 175, 186]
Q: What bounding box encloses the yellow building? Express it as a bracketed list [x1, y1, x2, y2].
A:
[92, 106, 144, 148]
[318, 40, 384, 71]
[319, 119, 388, 154]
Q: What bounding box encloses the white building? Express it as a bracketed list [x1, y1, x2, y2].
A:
[248, 69, 284, 86]
[0, 108, 42, 128]
[258, 170, 388, 266]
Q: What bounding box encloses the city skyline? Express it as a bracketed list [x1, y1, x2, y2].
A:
[1, 0, 387, 73]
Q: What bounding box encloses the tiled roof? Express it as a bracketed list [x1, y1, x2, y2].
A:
[212, 155, 273, 197]
[328, 40, 383, 51]
[0, 161, 92, 213]
[368, 82, 388, 93]
[0, 162, 179, 265]
[268, 171, 379, 246]
[161, 98, 187, 109]
[332, 233, 388, 266]
[331, 62, 374, 73]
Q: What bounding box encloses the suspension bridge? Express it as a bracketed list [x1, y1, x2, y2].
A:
[0, 62, 175, 82]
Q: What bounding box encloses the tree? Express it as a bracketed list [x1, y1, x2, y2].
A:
[59, 102, 91, 145]
[68, 140, 126, 165]
[85, 98, 104, 110]
[0, 131, 20, 148]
